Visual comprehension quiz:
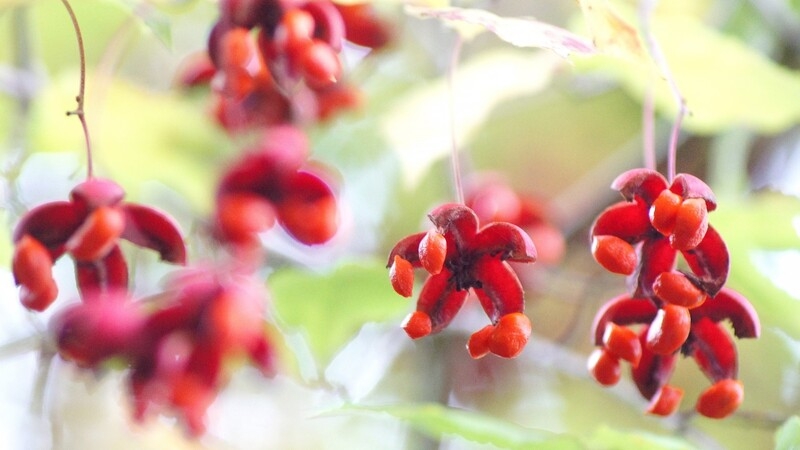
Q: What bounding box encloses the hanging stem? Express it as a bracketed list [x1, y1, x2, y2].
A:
[448, 34, 465, 204]
[60, 0, 94, 179]
[639, 0, 686, 182]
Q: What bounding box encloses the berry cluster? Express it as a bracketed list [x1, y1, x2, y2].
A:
[12, 178, 186, 311]
[387, 203, 537, 359]
[51, 269, 274, 436]
[587, 168, 760, 418]
[198, 0, 390, 131]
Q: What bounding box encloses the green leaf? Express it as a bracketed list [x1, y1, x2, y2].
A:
[269, 260, 409, 367]
[335, 403, 582, 450]
[576, 15, 800, 134]
[775, 416, 800, 450]
[590, 425, 695, 450]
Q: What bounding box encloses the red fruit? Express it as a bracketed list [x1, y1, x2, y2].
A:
[649, 190, 681, 236]
[602, 322, 642, 366]
[591, 235, 637, 275]
[389, 255, 414, 298]
[419, 229, 447, 275]
[401, 311, 432, 339]
[12, 235, 55, 290]
[66, 206, 126, 262]
[646, 384, 684, 416]
[274, 9, 315, 52]
[588, 348, 621, 386]
[335, 3, 392, 49]
[653, 271, 706, 309]
[488, 312, 531, 358]
[467, 324, 494, 359]
[277, 186, 338, 245]
[645, 304, 691, 355]
[298, 39, 341, 89]
[216, 194, 276, 244]
[696, 378, 743, 419]
[670, 198, 708, 250]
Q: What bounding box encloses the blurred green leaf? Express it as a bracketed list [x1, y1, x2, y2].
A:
[29, 75, 230, 211]
[576, 15, 800, 134]
[336, 403, 582, 450]
[269, 260, 408, 367]
[104, 0, 172, 47]
[776, 416, 800, 450]
[589, 425, 695, 450]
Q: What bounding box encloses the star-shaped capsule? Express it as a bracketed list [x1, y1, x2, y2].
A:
[387, 203, 537, 358]
[589, 287, 759, 418]
[11, 178, 186, 311]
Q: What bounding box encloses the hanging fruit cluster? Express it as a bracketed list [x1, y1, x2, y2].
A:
[9, 0, 393, 436]
[587, 168, 760, 418]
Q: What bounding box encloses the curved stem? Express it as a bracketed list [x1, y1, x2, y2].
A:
[448, 34, 465, 204]
[639, 0, 686, 182]
[60, 0, 94, 179]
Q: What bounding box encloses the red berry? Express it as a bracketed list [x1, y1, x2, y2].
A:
[278, 189, 338, 245]
[670, 198, 708, 250]
[274, 9, 315, 52]
[298, 39, 341, 89]
[12, 235, 55, 291]
[696, 378, 743, 419]
[602, 322, 642, 366]
[418, 229, 447, 275]
[653, 271, 706, 309]
[488, 312, 531, 358]
[216, 194, 276, 244]
[645, 304, 691, 355]
[646, 384, 684, 416]
[467, 324, 494, 359]
[66, 206, 126, 262]
[335, 3, 392, 49]
[591, 235, 637, 275]
[402, 311, 432, 339]
[389, 255, 414, 298]
[649, 190, 681, 236]
[588, 348, 621, 386]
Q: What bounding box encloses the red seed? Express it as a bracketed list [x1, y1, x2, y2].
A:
[418, 229, 447, 275]
[670, 198, 708, 250]
[645, 304, 691, 355]
[466, 324, 495, 359]
[653, 271, 706, 309]
[402, 311, 432, 339]
[216, 194, 276, 244]
[591, 235, 638, 275]
[649, 190, 681, 236]
[696, 379, 744, 419]
[298, 39, 341, 89]
[389, 255, 414, 298]
[488, 312, 532, 358]
[646, 384, 684, 416]
[602, 323, 642, 367]
[66, 206, 126, 262]
[273, 9, 315, 52]
[588, 348, 621, 386]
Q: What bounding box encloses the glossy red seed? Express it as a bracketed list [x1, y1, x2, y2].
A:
[645, 304, 691, 355]
[646, 384, 684, 416]
[467, 324, 494, 359]
[66, 206, 126, 262]
[670, 198, 708, 250]
[216, 194, 276, 244]
[653, 271, 706, 309]
[649, 190, 681, 236]
[389, 255, 414, 298]
[274, 9, 315, 52]
[12, 235, 54, 291]
[488, 312, 531, 358]
[402, 311, 432, 339]
[588, 348, 621, 386]
[696, 378, 743, 419]
[278, 190, 338, 245]
[591, 235, 637, 275]
[602, 323, 642, 366]
[419, 229, 447, 275]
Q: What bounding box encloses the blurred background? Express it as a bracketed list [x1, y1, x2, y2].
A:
[2, 0, 800, 448]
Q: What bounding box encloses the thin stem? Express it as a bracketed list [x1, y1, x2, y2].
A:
[639, 0, 686, 181]
[448, 34, 465, 204]
[60, 0, 94, 179]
